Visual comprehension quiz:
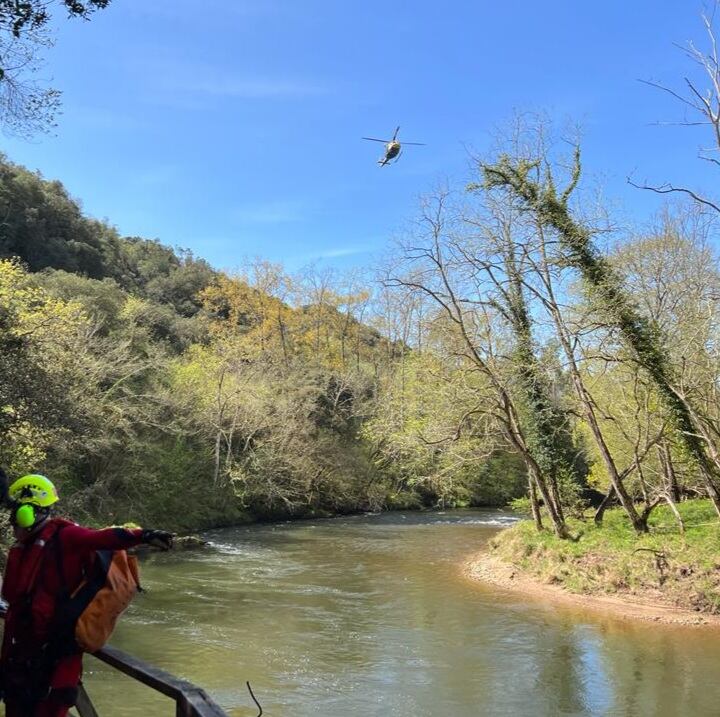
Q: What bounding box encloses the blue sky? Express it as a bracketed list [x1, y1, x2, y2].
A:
[2, 0, 717, 272]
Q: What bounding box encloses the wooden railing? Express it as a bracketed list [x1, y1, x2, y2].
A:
[75, 644, 229, 717]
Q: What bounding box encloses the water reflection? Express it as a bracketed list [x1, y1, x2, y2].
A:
[77, 510, 720, 716]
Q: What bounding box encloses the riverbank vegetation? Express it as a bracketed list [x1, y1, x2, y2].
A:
[2, 116, 720, 535]
[380, 5, 720, 544]
[487, 499, 720, 614]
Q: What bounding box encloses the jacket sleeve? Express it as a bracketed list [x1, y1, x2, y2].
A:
[60, 524, 144, 552]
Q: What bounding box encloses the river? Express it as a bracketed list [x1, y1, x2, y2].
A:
[81, 510, 720, 716]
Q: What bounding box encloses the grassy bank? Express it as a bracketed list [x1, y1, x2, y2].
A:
[489, 499, 720, 614]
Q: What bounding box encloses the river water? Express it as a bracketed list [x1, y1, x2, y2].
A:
[80, 510, 720, 716]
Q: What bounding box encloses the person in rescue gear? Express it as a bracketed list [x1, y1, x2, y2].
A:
[0, 470, 174, 717]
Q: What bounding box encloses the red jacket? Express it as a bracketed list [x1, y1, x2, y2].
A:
[1, 518, 144, 658]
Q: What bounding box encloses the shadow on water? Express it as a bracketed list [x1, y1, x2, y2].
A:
[80, 509, 720, 716]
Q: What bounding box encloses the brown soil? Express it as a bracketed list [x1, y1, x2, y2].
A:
[464, 551, 720, 628]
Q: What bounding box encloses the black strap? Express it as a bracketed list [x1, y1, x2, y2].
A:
[47, 527, 113, 655]
[51, 550, 113, 650]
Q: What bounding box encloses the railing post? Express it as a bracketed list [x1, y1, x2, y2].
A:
[75, 684, 100, 717]
[175, 697, 191, 717]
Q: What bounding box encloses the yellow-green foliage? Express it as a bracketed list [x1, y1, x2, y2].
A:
[363, 351, 525, 506]
[0, 259, 91, 472]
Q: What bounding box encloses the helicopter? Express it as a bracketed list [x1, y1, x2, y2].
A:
[362, 126, 425, 166]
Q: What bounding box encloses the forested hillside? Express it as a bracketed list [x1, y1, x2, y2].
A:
[0, 155, 526, 531]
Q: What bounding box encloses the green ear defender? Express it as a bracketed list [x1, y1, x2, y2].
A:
[6, 475, 58, 529]
[15, 503, 36, 529]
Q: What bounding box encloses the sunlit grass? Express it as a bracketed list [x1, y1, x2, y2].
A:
[491, 499, 720, 613]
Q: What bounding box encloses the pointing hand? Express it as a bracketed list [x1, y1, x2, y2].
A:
[141, 529, 174, 551]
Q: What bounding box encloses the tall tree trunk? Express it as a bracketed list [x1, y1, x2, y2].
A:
[527, 458, 568, 538]
[213, 431, 222, 486]
[636, 462, 650, 505]
[594, 486, 616, 526]
[529, 474, 543, 531]
[503, 403, 568, 538]
[277, 309, 290, 368]
[659, 440, 681, 503]
[503, 246, 570, 527]
[549, 471, 565, 522]
[663, 493, 685, 534]
[535, 251, 646, 532]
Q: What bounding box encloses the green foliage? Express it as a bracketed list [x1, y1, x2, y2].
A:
[118, 239, 215, 318]
[67, 433, 246, 533]
[33, 270, 127, 334]
[493, 499, 720, 613]
[508, 496, 531, 514]
[363, 352, 527, 508]
[0, 259, 92, 471]
[0, 1, 110, 40]
[0, 160, 393, 529]
[4, 145, 718, 541]
[0, 156, 217, 313]
[0, 158, 116, 275]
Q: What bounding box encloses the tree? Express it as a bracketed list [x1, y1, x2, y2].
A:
[481, 141, 720, 517]
[0, 1, 111, 135]
[613, 207, 720, 508]
[0, 258, 149, 478]
[0, 156, 112, 274]
[363, 349, 525, 508]
[386, 189, 573, 537]
[0, 260, 82, 446]
[461, 197, 581, 524]
[631, 2, 720, 213]
[484, 196, 663, 532]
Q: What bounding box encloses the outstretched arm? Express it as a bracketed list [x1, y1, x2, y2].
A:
[60, 524, 173, 552]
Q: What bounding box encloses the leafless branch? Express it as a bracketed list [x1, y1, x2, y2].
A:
[627, 177, 720, 214]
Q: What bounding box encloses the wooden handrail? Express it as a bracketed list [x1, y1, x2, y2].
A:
[0, 606, 229, 716]
[90, 644, 228, 717]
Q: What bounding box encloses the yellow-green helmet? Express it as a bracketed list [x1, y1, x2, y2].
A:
[9, 474, 59, 508]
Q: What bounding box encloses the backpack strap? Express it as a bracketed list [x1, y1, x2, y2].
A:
[50, 548, 115, 655]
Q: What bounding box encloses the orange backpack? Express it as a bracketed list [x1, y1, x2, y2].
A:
[53, 529, 142, 653]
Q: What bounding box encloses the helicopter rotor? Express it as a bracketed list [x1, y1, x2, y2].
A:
[362, 127, 425, 146]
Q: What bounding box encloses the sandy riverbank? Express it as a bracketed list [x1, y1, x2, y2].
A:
[464, 551, 720, 628]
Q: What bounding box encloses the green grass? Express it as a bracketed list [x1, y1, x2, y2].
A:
[492, 499, 720, 613]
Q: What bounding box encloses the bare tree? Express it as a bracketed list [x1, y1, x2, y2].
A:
[630, 2, 720, 213]
[482, 133, 720, 517]
[387, 188, 571, 537]
[0, 0, 111, 135]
